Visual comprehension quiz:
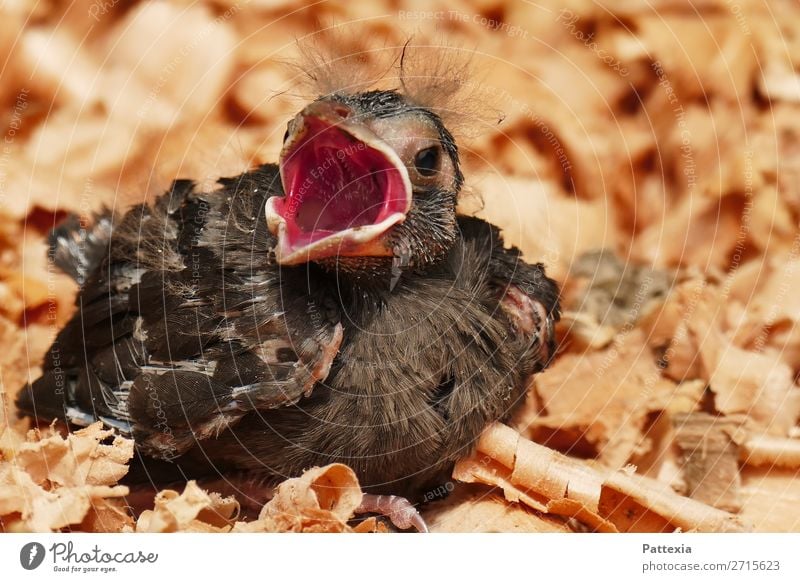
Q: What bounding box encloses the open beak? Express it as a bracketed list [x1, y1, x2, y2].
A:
[266, 101, 412, 266]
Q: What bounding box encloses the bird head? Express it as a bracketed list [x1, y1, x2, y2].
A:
[266, 89, 464, 276]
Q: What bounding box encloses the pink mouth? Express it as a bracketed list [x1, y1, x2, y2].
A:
[266, 117, 412, 265]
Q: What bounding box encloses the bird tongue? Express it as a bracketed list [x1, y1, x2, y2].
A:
[268, 119, 411, 264]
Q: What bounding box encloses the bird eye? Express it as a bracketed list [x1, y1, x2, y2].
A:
[413, 146, 441, 177]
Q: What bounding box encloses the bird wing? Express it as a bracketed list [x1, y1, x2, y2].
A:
[16, 166, 343, 461]
[456, 216, 560, 369]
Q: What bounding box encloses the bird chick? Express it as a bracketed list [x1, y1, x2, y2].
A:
[16, 51, 560, 530]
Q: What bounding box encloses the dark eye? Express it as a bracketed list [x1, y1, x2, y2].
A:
[414, 146, 441, 177]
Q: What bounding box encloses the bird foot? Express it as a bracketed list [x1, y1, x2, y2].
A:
[355, 494, 429, 533]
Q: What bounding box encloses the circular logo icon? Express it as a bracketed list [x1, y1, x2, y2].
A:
[20, 542, 46, 570]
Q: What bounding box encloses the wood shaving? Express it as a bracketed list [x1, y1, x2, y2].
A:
[741, 435, 800, 469]
[739, 467, 800, 532]
[424, 485, 571, 533]
[454, 423, 749, 532]
[671, 413, 743, 512]
[0, 423, 133, 532]
[231, 463, 373, 533]
[560, 250, 673, 348]
[134, 481, 240, 533]
[517, 328, 677, 469]
[689, 290, 800, 435]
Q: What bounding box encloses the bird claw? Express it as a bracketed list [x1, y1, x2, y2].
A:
[356, 494, 429, 533]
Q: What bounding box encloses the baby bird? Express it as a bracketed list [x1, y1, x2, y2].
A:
[17, 55, 560, 530]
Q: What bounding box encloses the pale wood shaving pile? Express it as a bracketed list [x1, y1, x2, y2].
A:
[0, 424, 132, 532]
[1, 0, 799, 532]
[136, 463, 380, 533]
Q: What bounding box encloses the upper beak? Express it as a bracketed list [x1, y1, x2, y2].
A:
[265, 101, 412, 266]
